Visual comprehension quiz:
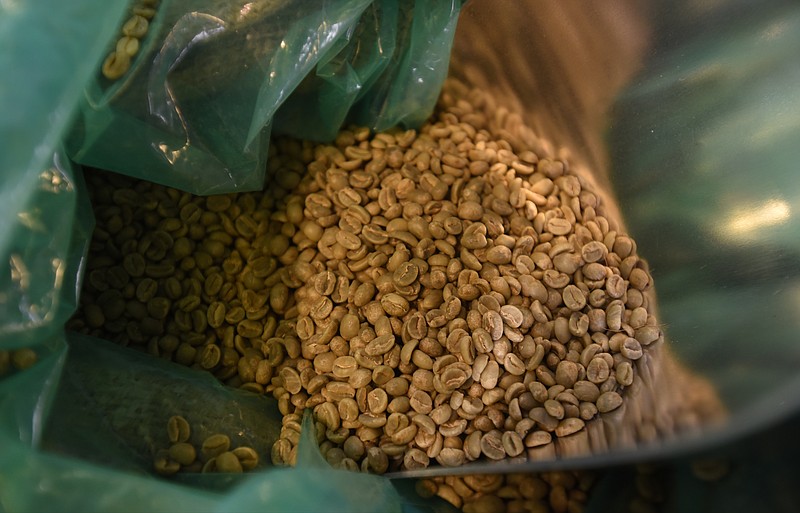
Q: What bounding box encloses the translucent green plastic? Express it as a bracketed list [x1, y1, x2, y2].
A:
[64, 0, 373, 195]
[0, 0, 128, 353]
[273, 0, 463, 141]
[1, 335, 457, 512]
[0, 1, 462, 510]
[586, 410, 800, 513]
[271, 0, 400, 141]
[64, 0, 463, 195]
[609, 0, 800, 437]
[3, 0, 800, 510]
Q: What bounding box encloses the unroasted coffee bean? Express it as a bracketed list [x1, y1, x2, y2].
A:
[232, 447, 260, 470]
[596, 391, 623, 413]
[499, 304, 523, 328]
[586, 357, 610, 384]
[544, 399, 565, 420]
[332, 356, 358, 378]
[555, 418, 585, 437]
[365, 446, 389, 474]
[573, 381, 601, 403]
[199, 344, 221, 369]
[480, 430, 505, 460]
[167, 415, 191, 444]
[501, 431, 524, 457]
[691, 459, 730, 481]
[635, 325, 662, 346]
[562, 285, 586, 311]
[620, 337, 643, 360]
[101, 51, 130, 80]
[202, 434, 231, 459]
[153, 452, 180, 476]
[616, 361, 634, 387]
[404, 448, 430, 470]
[381, 293, 409, 316]
[365, 334, 396, 356]
[11, 348, 37, 370]
[629, 268, 651, 291]
[555, 360, 579, 388]
[215, 451, 243, 473]
[526, 430, 552, 448]
[122, 14, 149, 38]
[74, 75, 694, 480]
[168, 443, 196, 466]
[393, 262, 419, 287]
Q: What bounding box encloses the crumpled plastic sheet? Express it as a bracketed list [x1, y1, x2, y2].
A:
[65, 0, 463, 195]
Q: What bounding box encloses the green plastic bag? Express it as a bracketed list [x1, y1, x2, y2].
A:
[0, 0, 463, 510]
[64, 0, 372, 195]
[2, 334, 458, 512]
[0, 334, 421, 513]
[586, 407, 800, 513]
[273, 0, 463, 141]
[0, 0, 130, 449]
[609, 0, 800, 437]
[6, 0, 800, 510]
[0, 0, 128, 354]
[65, 0, 463, 195]
[271, 0, 400, 141]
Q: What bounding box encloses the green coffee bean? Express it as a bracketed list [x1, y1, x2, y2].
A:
[84, 304, 105, 328]
[555, 418, 585, 437]
[215, 451, 243, 473]
[596, 391, 623, 413]
[11, 349, 37, 370]
[134, 278, 157, 303]
[380, 293, 409, 316]
[365, 447, 388, 474]
[480, 430, 505, 460]
[168, 442, 196, 466]
[199, 344, 221, 369]
[133, 6, 156, 19]
[115, 36, 139, 58]
[101, 51, 130, 80]
[691, 459, 730, 481]
[205, 195, 231, 212]
[225, 305, 245, 324]
[616, 361, 634, 387]
[635, 325, 662, 346]
[174, 343, 196, 366]
[97, 292, 125, 322]
[179, 203, 201, 224]
[163, 277, 182, 300]
[237, 319, 262, 338]
[0, 351, 10, 376]
[76, 76, 706, 480]
[167, 415, 191, 443]
[153, 452, 180, 476]
[145, 262, 175, 279]
[206, 302, 226, 328]
[232, 446, 259, 470]
[122, 15, 148, 38]
[146, 297, 171, 320]
[121, 252, 146, 277]
[203, 272, 223, 297]
[280, 367, 302, 395]
[201, 457, 217, 473]
[269, 438, 291, 466]
[201, 434, 231, 459]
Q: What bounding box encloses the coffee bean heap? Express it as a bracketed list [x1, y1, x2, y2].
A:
[71, 79, 723, 493]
